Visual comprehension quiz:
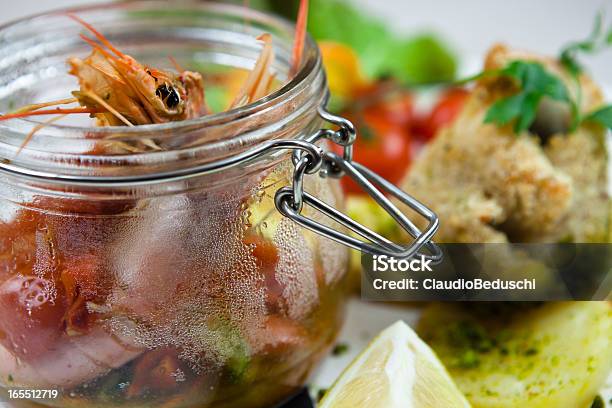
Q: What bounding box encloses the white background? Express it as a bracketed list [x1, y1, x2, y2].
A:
[1, 0, 611, 82]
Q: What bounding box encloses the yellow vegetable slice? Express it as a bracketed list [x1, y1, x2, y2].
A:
[319, 41, 366, 99]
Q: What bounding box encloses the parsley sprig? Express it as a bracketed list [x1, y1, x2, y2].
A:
[483, 61, 572, 133]
[474, 13, 612, 134]
[560, 11, 612, 76]
[559, 11, 612, 130]
[585, 105, 612, 128]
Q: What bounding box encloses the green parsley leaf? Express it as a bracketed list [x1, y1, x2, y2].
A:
[484, 93, 527, 126]
[560, 12, 612, 76]
[560, 11, 606, 76]
[483, 61, 572, 133]
[584, 105, 612, 129]
[558, 13, 612, 131]
[466, 12, 611, 135]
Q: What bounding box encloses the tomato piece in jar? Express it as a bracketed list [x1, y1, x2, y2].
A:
[0, 208, 66, 359]
[0, 275, 66, 359]
[244, 234, 283, 311]
[0, 203, 115, 358]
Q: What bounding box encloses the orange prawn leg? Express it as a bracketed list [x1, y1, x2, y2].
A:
[167, 56, 185, 73]
[11, 97, 77, 115]
[78, 34, 120, 64]
[0, 107, 104, 121]
[291, 0, 309, 76]
[230, 34, 275, 108]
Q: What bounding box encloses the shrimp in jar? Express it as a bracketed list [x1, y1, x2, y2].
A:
[0, 15, 207, 154]
[0, 3, 332, 407]
[67, 15, 207, 127]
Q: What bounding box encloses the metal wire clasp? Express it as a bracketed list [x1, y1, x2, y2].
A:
[274, 102, 442, 262]
[0, 94, 440, 261]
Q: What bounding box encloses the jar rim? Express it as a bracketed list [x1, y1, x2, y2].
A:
[0, 0, 321, 137]
[0, 0, 328, 183]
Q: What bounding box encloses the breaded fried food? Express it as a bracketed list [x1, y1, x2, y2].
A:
[401, 44, 609, 243]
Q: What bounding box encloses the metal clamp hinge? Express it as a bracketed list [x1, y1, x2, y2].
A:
[274, 104, 442, 262]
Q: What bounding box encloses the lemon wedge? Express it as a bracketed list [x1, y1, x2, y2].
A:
[319, 321, 470, 408]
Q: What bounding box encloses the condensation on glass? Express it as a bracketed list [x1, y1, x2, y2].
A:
[0, 3, 349, 407]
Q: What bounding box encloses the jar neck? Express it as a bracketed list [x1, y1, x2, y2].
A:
[0, 1, 327, 182]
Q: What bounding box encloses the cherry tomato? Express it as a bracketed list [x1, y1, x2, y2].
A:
[0, 275, 66, 360]
[243, 234, 283, 311]
[353, 81, 415, 126]
[414, 88, 470, 140]
[334, 109, 412, 195]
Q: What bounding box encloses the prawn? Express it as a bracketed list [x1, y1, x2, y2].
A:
[66, 14, 206, 126]
[1, 2, 309, 150]
[0, 15, 207, 154]
[291, 0, 309, 77]
[230, 34, 277, 109]
[1, 15, 207, 127]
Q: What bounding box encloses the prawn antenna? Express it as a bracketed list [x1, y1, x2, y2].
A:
[11, 97, 78, 115]
[79, 34, 119, 64]
[68, 13, 127, 59]
[168, 56, 185, 74]
[291, 0, 309, 77]
[230, 33, 274, 109]
[15, 114, 68, 157]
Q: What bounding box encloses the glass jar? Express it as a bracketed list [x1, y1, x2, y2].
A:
[0, 2, 439, 407]
[0, 3, 348, 407]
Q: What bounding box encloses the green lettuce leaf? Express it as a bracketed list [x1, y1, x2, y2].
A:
[266, 0, 457, 84]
